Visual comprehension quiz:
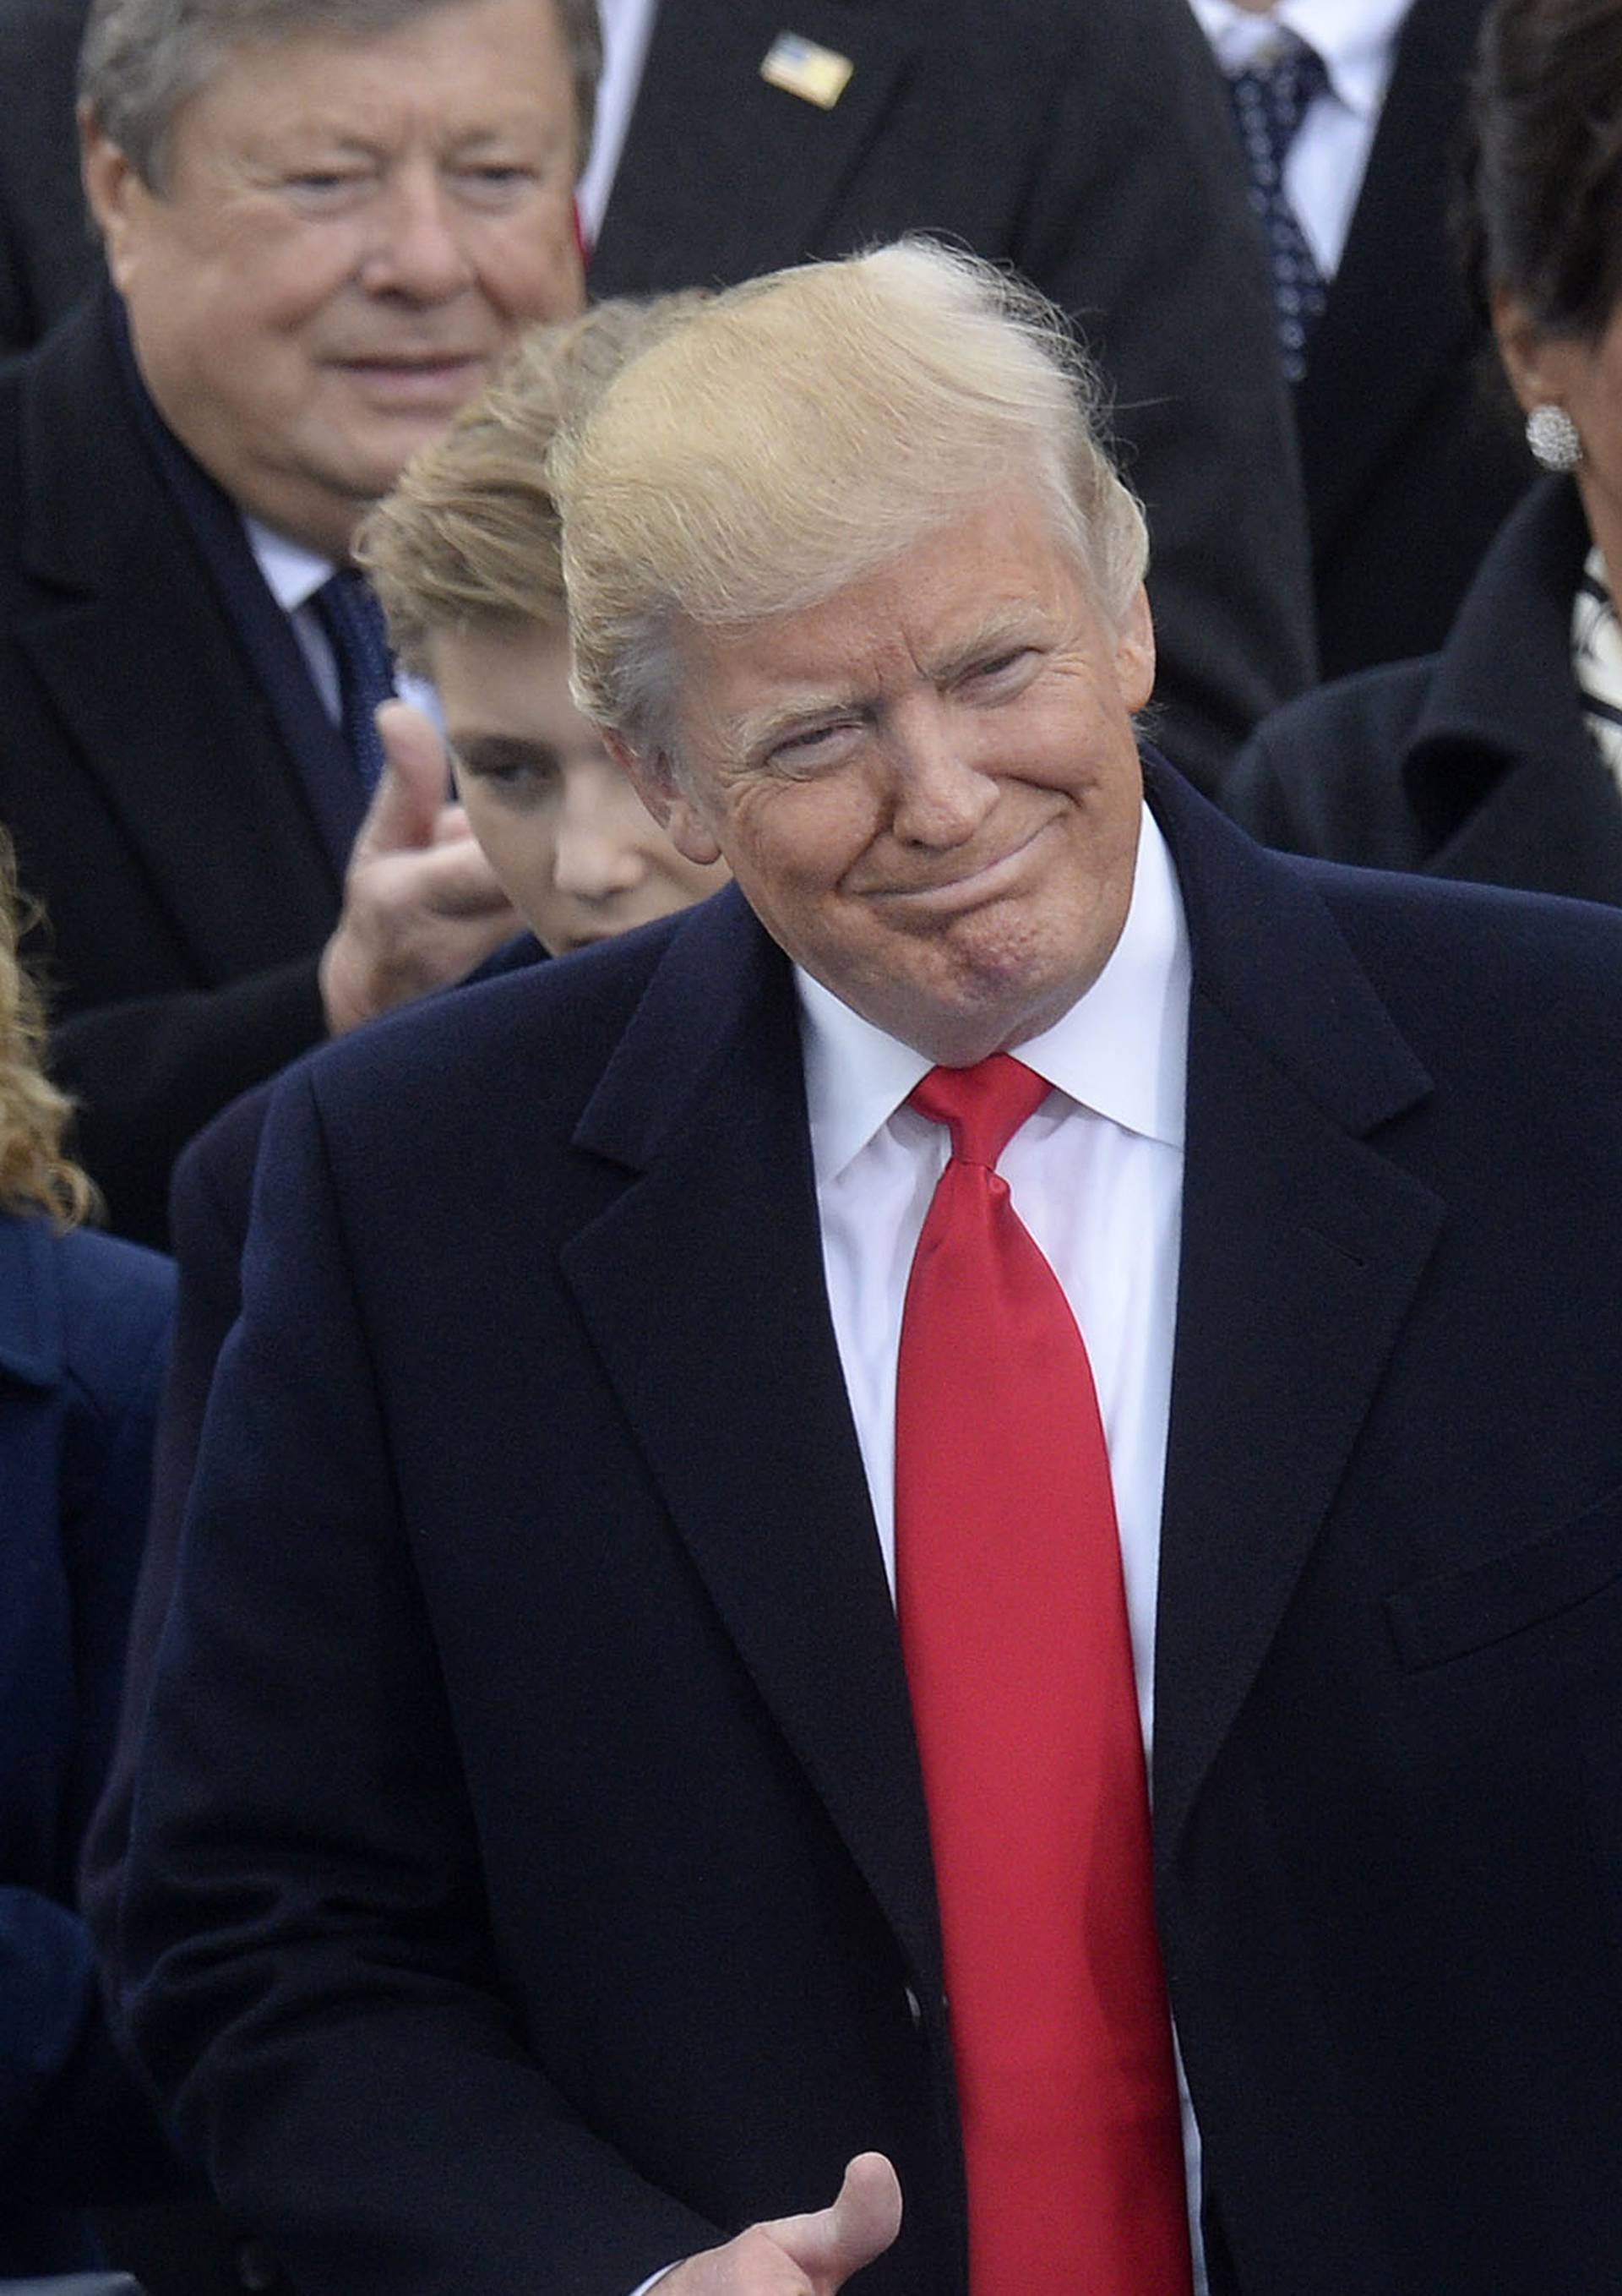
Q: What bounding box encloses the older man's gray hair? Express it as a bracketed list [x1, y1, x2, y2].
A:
[79, 0, 602, 188]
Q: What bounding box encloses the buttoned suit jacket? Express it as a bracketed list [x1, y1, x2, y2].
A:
[122, 761, 1622, 2296]
[0, 296, 343, 1246]
[586, 0, 1316, 788]
[1298, 0, 1532, 679]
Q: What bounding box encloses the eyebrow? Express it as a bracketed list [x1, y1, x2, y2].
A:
[449, 734, 561, 774]
[727, 605, 1053, 761]
[925, 608, 1048, 686]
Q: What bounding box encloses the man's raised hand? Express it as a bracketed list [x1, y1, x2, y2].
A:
[319, 699, 520, 1036]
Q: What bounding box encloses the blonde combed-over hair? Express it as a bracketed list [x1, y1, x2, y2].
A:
[357, 294, 708, 675]
[549, 239, 1151, 755]
[0, 834, 95, 1227]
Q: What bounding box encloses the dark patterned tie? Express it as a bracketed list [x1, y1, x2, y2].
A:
[1226, 30, 1331, 384]
[313, 567, 396, 791]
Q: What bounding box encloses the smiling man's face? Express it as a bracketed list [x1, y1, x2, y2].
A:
[84, 0, 583, 558]
[621, 489, 1154, 1066]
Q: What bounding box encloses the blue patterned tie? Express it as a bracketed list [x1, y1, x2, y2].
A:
[313, 568, 396, 791]
[1226, 30, 1330, 384]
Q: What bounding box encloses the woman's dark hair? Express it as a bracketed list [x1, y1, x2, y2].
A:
[1458, 0, 1622, 336]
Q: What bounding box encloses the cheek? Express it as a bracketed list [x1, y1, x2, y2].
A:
[463, 797, 558, 906]
[474, 200, 583, 322]
[728, 783, 877, 901]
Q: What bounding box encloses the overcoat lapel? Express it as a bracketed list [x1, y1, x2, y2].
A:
[12, 301, 339, 982]
[561, 891, 944, 1992]
[1422, 748, 1622, 900]
[1145, 768, 1445, 1856]
[1399, 482, 1622, 903]
[558, 782, 1451, 1949]
[589, 0, 917, 292]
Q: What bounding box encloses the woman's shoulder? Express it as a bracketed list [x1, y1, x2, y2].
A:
[0, 1210, 172, 1396]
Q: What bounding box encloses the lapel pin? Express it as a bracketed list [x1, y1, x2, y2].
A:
[760, 32, 855, 110]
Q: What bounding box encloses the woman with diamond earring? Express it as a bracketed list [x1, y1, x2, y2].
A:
[1223, 0, 1622, 906]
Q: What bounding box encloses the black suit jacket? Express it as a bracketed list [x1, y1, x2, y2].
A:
[588, 0, 1315, 789]
[0, 297, 345, 1246]
[1221, 477, 1622, 902]
[1298, 0, 1532, 679]
[0, 0, 100, 354]
[120, 763, 1622, 2295]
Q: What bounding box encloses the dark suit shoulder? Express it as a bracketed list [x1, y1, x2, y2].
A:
[299, 906, 692, 1128]
[1222, 657, 1440, 869]
[1302, 847, 1622, 1040]
[51, 1224, 177, 1358]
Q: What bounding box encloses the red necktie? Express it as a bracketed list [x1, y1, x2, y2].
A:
[895, 1055, 1192, 2296]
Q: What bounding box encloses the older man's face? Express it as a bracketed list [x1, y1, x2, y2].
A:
[629, 491, 1154, 1066]
[84, 0, 583, 559]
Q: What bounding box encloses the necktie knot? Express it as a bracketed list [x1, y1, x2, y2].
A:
[1227, 29, 1328, 186]
[908, 1054, 1050, 1170]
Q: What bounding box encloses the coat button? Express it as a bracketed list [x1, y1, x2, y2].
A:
[903, 1983, 924, 2031]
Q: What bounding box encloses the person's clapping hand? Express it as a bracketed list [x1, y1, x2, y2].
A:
[319, 700, 520, 1036]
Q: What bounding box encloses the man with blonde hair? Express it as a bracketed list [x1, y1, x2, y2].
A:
[124, 240, 1622, 2296]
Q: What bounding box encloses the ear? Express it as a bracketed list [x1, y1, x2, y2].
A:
[1491, 285, 1565, 415]
[79, 107, 144, 290]
[604, 729, 725, 869]
[1113, 582, 1157, 716]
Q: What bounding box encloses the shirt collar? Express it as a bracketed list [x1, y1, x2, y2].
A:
[1189, 0, 1407, 118]
[798, 800, 1190, 1184]
[245, 516, 338, 614]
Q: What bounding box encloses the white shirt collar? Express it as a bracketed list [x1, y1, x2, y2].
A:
[575, 0, 661, 242]
[797, 801, 1189, 1184]
[244, 517, 337, 615]
[1189, 0, 1408, 120]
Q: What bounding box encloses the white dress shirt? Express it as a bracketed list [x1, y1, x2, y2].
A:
[800, 803, 1206, 2287]
[575, 0, 661, 244]
[1189, 0, 1412, 279]
[247, 518, 440, 734]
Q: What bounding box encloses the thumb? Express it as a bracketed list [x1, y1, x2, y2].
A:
[762, 2154, 902, 2291]
[355, 700, 453, 858]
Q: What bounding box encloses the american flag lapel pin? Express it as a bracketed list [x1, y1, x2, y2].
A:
[760, 31, 855, 109]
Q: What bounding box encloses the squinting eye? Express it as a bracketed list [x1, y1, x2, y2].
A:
[288, 172, 366, 197]
[770, 722, 855, 771]
[970, 649, 1031, 683]
[457, 164, 538, 197]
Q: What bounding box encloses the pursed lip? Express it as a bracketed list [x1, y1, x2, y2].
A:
[859, 819, 1057, 914]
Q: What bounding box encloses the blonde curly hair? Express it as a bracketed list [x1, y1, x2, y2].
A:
[0, 832, 95, 1226]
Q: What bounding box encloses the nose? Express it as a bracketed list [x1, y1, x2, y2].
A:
[551, 782, 647, 900]
[359, 167, 475, 303]
[887, 701, 999, 848]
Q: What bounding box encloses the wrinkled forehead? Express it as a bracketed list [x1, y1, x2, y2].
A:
[657, 490, 1113, 757]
